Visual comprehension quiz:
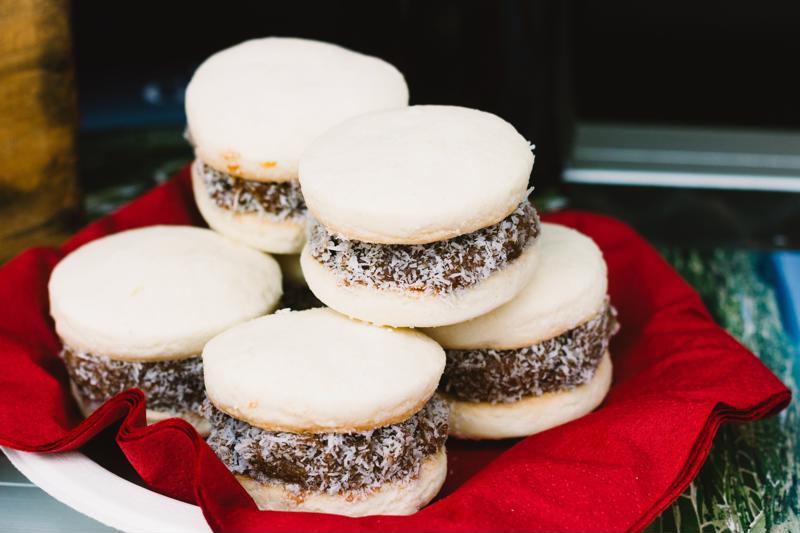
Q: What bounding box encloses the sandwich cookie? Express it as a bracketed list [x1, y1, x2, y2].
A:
[186, 37, 409, 253]
[202, 308, 448, 516]
[300, 105, 541, 327]
[48, 226, 282, 435]
[424, 223, 619, 439]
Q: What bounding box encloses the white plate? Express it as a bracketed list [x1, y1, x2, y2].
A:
[2, 447, 210, 533]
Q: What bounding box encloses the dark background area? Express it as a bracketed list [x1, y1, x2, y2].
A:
[72, 0, 800, 177]
[573, 2, 800, 128]
[69, 0, 800, 247]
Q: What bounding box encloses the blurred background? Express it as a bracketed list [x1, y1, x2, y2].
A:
[1, 1, 798, 532]
[3, 0, 800, 260]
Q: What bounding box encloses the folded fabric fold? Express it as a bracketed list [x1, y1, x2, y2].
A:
[0, 167, 790, 532]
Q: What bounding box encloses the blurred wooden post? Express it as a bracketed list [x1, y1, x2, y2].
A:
[0, 0, 80, 261]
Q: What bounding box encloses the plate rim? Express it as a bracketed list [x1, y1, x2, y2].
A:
[1, 447, 210, 533]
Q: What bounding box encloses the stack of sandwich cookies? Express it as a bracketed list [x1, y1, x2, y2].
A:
[300, 105, 542, 327]
[202, 308, 448, 516]
[186, 37, 409, 254]
[48, 226, 282, 435]
[424, 223, 619, 440]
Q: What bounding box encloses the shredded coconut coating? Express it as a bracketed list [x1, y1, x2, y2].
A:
[442, 302, 619, 403]
[61, 345, 204, 413]
[203, 396, 449, 495]
[308, 199, 540, 294]
[198, 161, 306, 220]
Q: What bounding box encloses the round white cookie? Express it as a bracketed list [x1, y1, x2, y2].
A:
[446, 352, 612, 440]
[186, 37, 409, 183]
[425, 223, 607, 349]
[49, 226, 282, 361]
[299, 105, 534, 244]
[202, 308, 445, 432]
[191, 162, 306, 253]
[301, 236, 541, 327]
[238, 449, 447, 516]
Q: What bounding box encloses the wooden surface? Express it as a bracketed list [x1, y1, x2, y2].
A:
[0, 0, 80, 261]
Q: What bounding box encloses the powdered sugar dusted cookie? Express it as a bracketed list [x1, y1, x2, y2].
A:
[424, 223, 619, 440]
[201, 307, 448, 516]
[49, 225, 282, 434]
[186, 37, 409, 253]
[299, 106, 540, 327]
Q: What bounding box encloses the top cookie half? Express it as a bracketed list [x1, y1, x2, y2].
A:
[49, 226, 283, 361]
[299, 105, 534, 244]
[202, 308, 445, 433]
[185, 37, 409, 183]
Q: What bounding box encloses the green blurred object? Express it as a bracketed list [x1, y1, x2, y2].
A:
[646, 250, 799, 533]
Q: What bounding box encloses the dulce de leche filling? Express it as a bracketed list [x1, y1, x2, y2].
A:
[203, 395, 448, 495]
[198, 161, 306, 220]
[61, 345, 205, 414]
[308, 199, 540, 295]
[441, 303, 619, 403]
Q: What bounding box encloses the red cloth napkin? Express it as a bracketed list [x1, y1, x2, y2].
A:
[0, 167, 790, 532]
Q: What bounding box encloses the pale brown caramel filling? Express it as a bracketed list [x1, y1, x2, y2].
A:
[441, 303, 618, 403]
[61, 345, 204, 413]
[309, 199, 540, 295]
[203, 396, 448, 495]
[199, 161, 306, 220]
